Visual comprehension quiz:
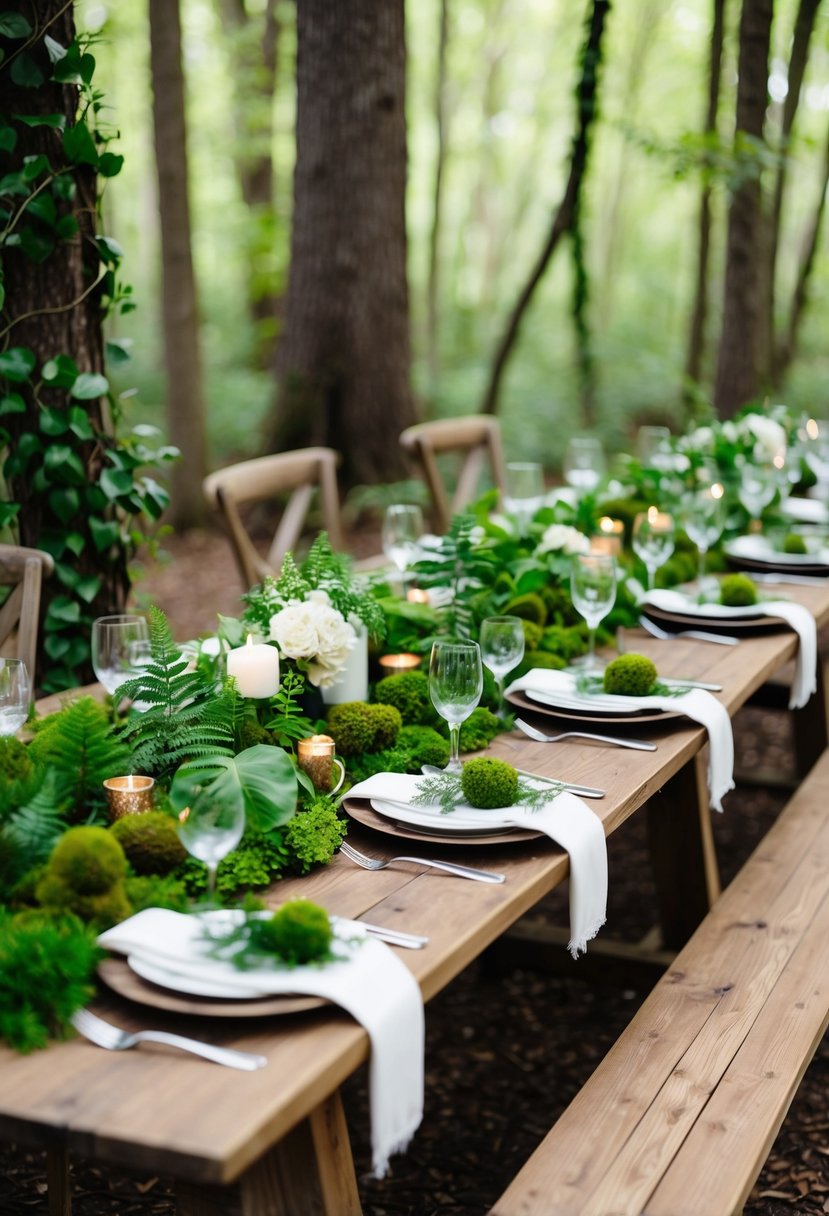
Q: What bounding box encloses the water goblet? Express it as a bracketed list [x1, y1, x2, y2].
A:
[428, 640, 483, 773]
[681, 484, 726, 599]
[563, 436, 606, 495]
[570, 553, 617, 671]
[178, 788, 246, 904]
[632, 509, 675, 591]
[91, 615, 150, 698]
[382, 504, 424, 593]
[737, 462, 778, 520]
[479, 616, 525, 720]
[0, 658, 30, 736]
[503, 462, 545, 534]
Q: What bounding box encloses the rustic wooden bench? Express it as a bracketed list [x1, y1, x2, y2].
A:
[490, 748, 829, 1216]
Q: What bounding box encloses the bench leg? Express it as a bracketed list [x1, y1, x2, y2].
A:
[792, 655, 828, 779]
[176, 1091, 362, 1216]
[647, 752, 720, 950]
[47, 1145, 71, 1216]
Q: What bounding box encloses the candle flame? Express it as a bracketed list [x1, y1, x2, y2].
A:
[711, 482, 725, 500]
[647, 505, 659, 523]
[806, 417, 819, 441]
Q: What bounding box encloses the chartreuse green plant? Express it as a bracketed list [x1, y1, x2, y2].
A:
[0, 15, 178, 691]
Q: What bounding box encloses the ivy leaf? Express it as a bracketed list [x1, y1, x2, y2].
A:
[42, 354, 78, 387]
[0, 502, 20, 528]
[22, 154, 48, 182]
[99, 467, 132, 499]
[97, 152, 124, 178]
[74, 574, 102, 604]
[169, 745, 298, 834]
[44, 35, 67, 63]
[96, 234, 123, 263]
[47, 487, 80, 523]
[55, 214, 78, 239]
[105, 338, 132, 365]
[0, 169, 29, 196]
[88, 516, 120, 552]
[24, 191, 56, 224]
[0, 12, 31, 36]
[62, 123, 98, 167]
[0, 124, 16, 153]
[13, 113, 65, 130]
[0, 392, 26, 415]
[38, 406, 70, 436]
[45, 595, 81, 625]
[64, 531, 85, 557]
[44, 444, 85, 484]
[0, 347, 35, 382]
[68, 406, 95, 440]
[70, 372, 108, 400]
[10, 52, 44, 88]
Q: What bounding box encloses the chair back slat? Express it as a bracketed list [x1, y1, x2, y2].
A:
[0, 545, 54, 689]
[400, 416, 507, 532]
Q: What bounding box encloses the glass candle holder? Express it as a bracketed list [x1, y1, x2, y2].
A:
[378, 653, 423, 675]
[104, 775, 155, 819]
[590, 516, 624, 556]
[406, 588, 430, 605]
[297, 735, 345, 794]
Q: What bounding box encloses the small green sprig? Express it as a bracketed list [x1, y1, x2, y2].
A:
[573, 671, 688, 699]
[411, 771, 561, 815]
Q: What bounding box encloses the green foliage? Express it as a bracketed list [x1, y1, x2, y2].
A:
[118, 608, 234, 779]
[782, 533, 807, 555]
[35, 825, 131, 929]
[0, 911, 100, 1053]
[124, 872, 189, 914]
[502, 593, 548, 625]
[720, 573, 758, 607]
[460, 757, 519, 809]
[458, 706, 502, 753]
[603, 654, 658, 697]
[326, 700, 402, 756]
[205, 900, 336, 969]
[27, 695, 131, 816]
[168, 743, 298, 835]
[374, 670, 433, 725]
[0, 737, 37, 809]
[513, 650, 567, 681]
[283, 799, 346, 875]
[264, 668, 317, 749]
[411, 516, 498, 639]
[110, 810, 186, 875]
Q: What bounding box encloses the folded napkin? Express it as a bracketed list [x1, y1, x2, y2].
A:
[643, 588, 817, 710]
[348, 772, 607, 959]
[98, 907, 424, 1178]
[507, 667, 735, 812]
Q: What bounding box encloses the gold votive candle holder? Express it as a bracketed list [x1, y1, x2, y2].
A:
[590, 516, 624, 556]
[406, 587, 430, 604]
[297, 735, 345, 794]
[104, 775, 155, 819]
[378, 652, 423, 675]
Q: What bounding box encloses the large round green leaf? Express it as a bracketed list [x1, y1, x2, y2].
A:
[169, 745, 298, 834]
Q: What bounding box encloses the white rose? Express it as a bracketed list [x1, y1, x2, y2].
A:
[686, 425, 714, 451]
[721, 421, 738, 443]
[742, 413, 787, 462]
[537, 524, 590, 555]
[268, 604, 320, 659]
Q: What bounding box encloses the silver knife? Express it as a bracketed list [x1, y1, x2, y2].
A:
[751, 571, 828, 587]
[660, 677, 723, 692]
[514, 769, 605, 798]
[355, 921, 429, 949]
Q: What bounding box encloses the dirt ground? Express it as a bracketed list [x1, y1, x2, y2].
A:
[1, 526, 827, 1215]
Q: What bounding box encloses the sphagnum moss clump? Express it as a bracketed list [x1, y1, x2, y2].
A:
[603, 654, 657, 698]
[460, 757, 519, 809]
[720, 573, 758, 607]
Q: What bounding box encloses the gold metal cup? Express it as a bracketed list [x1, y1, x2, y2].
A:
[104, 775, 155, 819]
[297, 735, 345, 795]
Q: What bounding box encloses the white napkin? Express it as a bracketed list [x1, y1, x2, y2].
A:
[643, 588, 817, 710]
[348, 772, 607, 959]
[507, 667, 735, 812]
[98, 907, 424, 1179]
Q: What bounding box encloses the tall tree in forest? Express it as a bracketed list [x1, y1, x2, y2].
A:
[684, 0, 726, 403]
[0, 3, 172, 688]
[713, 0, 773, 418]
[267, 0, 416, 487]
[149, 0, 208, 526]
[426, 0, 449, 391]
[480, 0, 610, 422]
[216, 0, 282, 366]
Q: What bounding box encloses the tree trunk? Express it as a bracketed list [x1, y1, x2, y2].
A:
[480, 0, 610, 419]
[713, 0, 773, 419]
[426, 0, 449, 392]
[149, 0, 209, 527]
[683, 0, 726, 406]
[217, 0, 282, 367]
[268, 0, 416, 488]
[764, 0, 821, 374]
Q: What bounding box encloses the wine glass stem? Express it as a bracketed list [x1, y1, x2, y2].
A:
[497, 676, 506, 718]
[645, 566, 654, 592]
[206, 863, 218, 901]
[584, 627, 597, 670]
[447, 723, 462, 772]
[698, 546, 706, 589]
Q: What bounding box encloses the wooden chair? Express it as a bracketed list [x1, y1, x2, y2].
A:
[202, 447, 346, 590]
[0, 544, 54, 690]
[399, 415, 508, 532]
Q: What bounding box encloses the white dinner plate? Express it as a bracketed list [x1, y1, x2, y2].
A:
[128, 954, 267, 999]
[525, 687, 667, 719]
[725, 534, 829, 568]
[370, 798, 520, 835]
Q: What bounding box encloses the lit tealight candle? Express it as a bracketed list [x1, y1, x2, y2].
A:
[226, 635, 280, 698]
[378, 653, 423, 675]
[104, 775, 155, 820]
[297, 735, 345, 793]
[406, 587, 430, 605]
[591, 516, 624, 556]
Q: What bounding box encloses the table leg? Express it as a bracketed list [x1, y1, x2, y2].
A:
[647, 752, 720, 951]
[176, 1091, 362, 1216]
[47, 1144, 71, 1216]
[793, 655, 828, 779]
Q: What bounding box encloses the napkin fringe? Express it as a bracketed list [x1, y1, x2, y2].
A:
[568, 914, 606, 960]
[372, 1116, 421, 1179]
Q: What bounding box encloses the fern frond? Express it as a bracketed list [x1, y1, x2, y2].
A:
[27, 697, 132, 815]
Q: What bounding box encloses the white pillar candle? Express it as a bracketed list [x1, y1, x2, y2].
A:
[227, 635, 280, 698]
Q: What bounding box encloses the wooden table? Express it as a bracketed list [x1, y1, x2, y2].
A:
[4, 584, 829, 1216]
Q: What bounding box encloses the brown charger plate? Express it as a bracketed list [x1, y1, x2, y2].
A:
[726, 553, 829, 578]
[98, 957, 327, 1018]
[343, 797, 543, 845]
[506, 687, 677, 728]
[643, 603, 789, 637]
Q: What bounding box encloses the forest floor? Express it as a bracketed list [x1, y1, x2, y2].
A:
[1, 526, 828, 1216]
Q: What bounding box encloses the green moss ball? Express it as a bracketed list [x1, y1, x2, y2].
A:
[110, 811, 187, 876]
[460, 757, 519, 809]
[502, 593, 547, 626]
[35, 872, 132, 930]
[264, 899, 333, 965]
[0, 738, 34, 785]
[374, 671, 432, 725]
[720, 573, 758, 607]
[48, 826, 127, 895]
[326, 702, 376, 757]
[782, 533, 808, 555]
[458, 707, 501, 752]
[397, 725, 451, 770]
[603, 654, 657, 698]
[367, 702, 403, 750]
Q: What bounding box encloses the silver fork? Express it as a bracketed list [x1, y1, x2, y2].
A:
[515, 717, 656, 751]
[71, 1008, 267, 1071]
[340, 840, 505, 884]
[639, 616, 739, 646]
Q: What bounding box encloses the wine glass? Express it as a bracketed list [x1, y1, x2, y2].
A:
[737, 462, 778, 520]
[382, 504, 424, 593]
[0, 658, 30, 736]
[636, 425, 672, 469]
[428, 640, 483, 773]
[681, 484, 726, 599]
[178, 787, 246, 903]
[563, 436, 606, 495]
[503, 462, 545, 533]
[632, 509, 675, 591]
[91, 615, 150, 697]
[569, 553, 617, 671]
[479, 616, 525, 720]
